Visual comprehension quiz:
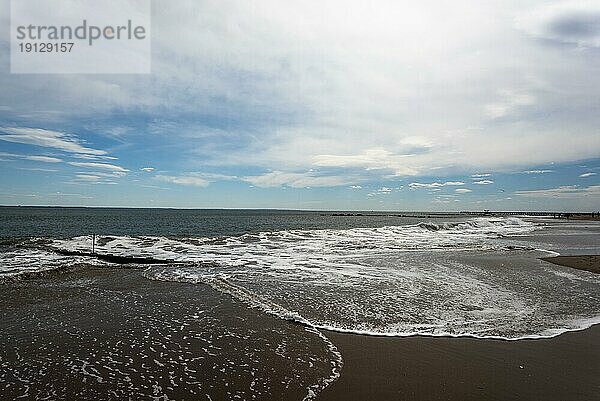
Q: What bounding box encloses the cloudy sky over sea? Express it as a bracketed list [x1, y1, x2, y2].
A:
[0, 0, 599, 210]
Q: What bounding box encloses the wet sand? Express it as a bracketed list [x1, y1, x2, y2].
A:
[319, 326, 600, 401]
[0, 268, 336, 400]
[541, 255, 600, 274]
[2, 250, 599, 400]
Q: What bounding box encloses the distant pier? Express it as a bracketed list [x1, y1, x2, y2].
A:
[460, 211, 600, 219]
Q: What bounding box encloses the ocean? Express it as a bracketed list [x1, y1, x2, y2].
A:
[1, 207, 600, 400]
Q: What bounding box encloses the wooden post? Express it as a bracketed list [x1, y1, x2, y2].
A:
[92, 234, 96, 254]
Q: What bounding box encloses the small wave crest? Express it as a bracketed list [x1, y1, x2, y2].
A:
[416, 217, 534, 233]
[0, 248, 111, 282]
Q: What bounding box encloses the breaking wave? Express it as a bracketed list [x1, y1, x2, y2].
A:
[3, 217, 600, 341]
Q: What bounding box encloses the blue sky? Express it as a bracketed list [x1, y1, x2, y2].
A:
[0, 0, 599, 210]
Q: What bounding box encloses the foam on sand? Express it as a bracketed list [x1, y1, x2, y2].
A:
[45, 217, 600, 341]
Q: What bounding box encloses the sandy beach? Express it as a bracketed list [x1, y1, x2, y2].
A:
[541, 255, 600, 274]
[319, 325, 600, 401]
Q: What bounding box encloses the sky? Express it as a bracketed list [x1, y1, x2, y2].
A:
[0, 0, 599, 211]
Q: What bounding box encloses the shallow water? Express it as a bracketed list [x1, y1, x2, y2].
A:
[0, 269, 341, 400]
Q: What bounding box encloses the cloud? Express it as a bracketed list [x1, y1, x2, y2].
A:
[0, 152, 62, 163]
[409, 181, 464, 189]
[521, 169, 554, 174]
[350, 185, 362, 189]
[313, 148, 417, 176]
[367, 187, 393, 196]
[155, 172, 236, 187]
[24, 155, 62, 163]
[0, 127, 107, 155]
[579, 172, 597, 177]
[515, 185, 600, 198]
[140, 167, 155, 172]
[17, 167, 59, 173]
[471, 173, 491, 178]
[516, 1, 600, 48]
[155, 175, 210, 187]
[455, 188, 472, 193]
[243, 171, 357, 188]
[485, 90, 536, 119]
[72, 154, 118, 161]
[68, 162, 129, 174]
[1, 1, 600, 198]
[74, 174, 101, 182]
[473, 180, 494, 185]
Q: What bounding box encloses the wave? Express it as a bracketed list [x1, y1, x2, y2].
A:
[4, 217, 600, 342]
[0, 248, 112, 283]
[143, 261, 600, 344]
[416, 216, 535, 232]
[48, 217, 538, 265]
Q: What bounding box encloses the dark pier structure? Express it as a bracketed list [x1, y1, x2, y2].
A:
[460, 211, 600, 220]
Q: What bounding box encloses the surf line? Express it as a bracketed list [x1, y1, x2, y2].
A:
[50, 248, 186, 265]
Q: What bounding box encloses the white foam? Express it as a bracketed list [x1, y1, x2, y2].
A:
[11, 218, 600, 341]
[0, 248, 109, 279]
[130, 218, 600, 341]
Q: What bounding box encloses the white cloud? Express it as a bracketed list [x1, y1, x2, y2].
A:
[24, 155, 62, 163]
[350, 185, 362, 189]
[0, 127, 106, 155]
[68, 162, 129, 173]
[515, 185, 600, 198]
[521, 169, 554, 174]
[473, 180, 494, 185]
[155, 172, 236, 187]
[409, 181, 464, 189]
[485, 90, 536, 119]
[156, 175, 210, 187]
[471, 173, 491, 178]
[17, 167, 58, 173]
[1, 1, 600, 190]
[74, 174, 101, 182]
[0, 152, 62, 163]
[243, 171, 357, 188]
[579, 172, 597, 177]
[72, 154, 118, 161]
[455, 188, 472, 193]
[141, 167, 155, 172]
[367, 187, 393, 196]
[313, 148, 417, 176]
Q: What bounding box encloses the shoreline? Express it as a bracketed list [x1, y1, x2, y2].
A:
[541, 255, 600, 274]
[319, 324, 600, 401]
[318, 254, 600, 400]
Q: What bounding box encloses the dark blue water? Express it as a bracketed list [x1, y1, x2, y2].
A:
[0, 206, 460, 238]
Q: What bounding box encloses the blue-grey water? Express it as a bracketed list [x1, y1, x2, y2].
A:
[0, 206, 458, 238]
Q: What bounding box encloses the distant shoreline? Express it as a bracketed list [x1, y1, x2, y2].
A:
[1, 205, 599, 218]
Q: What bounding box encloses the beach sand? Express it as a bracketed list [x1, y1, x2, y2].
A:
[0, 268, 335, 400]
[541, 255, 600, 274]
[319, 326, 600, 401]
